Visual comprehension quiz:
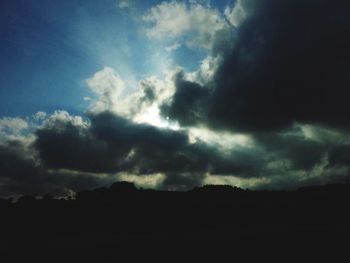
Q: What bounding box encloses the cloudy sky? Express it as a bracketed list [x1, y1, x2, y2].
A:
[0, 0, 350, 196]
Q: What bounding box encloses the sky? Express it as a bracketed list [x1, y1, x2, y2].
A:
[0, 0, 350, 196]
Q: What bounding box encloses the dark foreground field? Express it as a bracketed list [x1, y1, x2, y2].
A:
[1, 183, 350, 262]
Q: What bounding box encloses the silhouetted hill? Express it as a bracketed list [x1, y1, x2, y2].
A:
[1, 182, 350, 261]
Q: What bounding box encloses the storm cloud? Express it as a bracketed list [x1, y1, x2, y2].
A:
[163, 0, 350, 133]
[0, 139, 111, 197]
[34, 111, 266, 189]
[1, 0, 350, 196]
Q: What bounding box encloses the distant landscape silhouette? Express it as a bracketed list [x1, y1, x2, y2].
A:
[1, 182, 350, 261]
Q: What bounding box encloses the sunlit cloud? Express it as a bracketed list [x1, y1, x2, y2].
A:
[143, 0, 228, 49]
[117, 172, 166, 189]
[0, 0, 349, 195]
[133, 103, 180, 130]
[188, 127, 253, 150]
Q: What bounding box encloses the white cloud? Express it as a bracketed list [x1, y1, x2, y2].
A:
[143, 1, 227, 49]
[122, 73, 178, 129]
[224, 0, 255, 28]
[138, 71, 176, 105]
[86, 67, 125, 97]
[0, 117, 35, 156]
[143, 1, 190, 38]
[117, 172, 166, 189]
[187, 127, 254, 152]
[185, 55, 221, 85]
[33, 111, 47, 122]
[203, 174, 270, 189]
[86, 67, 126, 114]
[85, 67, 178, 129]
[0, 117, 28, 133]
[43, 110, 89, 130]
[165, 41, 182, 52]
[298, 124, 350, 144]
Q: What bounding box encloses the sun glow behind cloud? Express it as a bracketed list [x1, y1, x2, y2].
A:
[1, 0, 349, 196]
[81, 1, 236, 133]
[133, 103, 180, 130]
[188, 127, 253, 149]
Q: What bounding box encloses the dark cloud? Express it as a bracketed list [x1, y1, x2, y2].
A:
[0, 143, 42, 183]
[207, 145, 264, 176]
[256, 133, 327, 170]
[0, 110, 347, 195]
[163, 0, 350, 133]
[35, 120, 114, 173]
[34, 112, 267, 186]
[0, 140, 111, 196]
[211, 27, 238, 57]
[89, 112, 198, 174]
[328, 145, 350, 167]
[2, 0, 350, 195]
[156, 0, 350, 186]
[162, 172, 205, 191]
[161, 71, 210, 126]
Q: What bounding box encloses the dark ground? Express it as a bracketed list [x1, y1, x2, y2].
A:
[1, 183, 349, 262]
